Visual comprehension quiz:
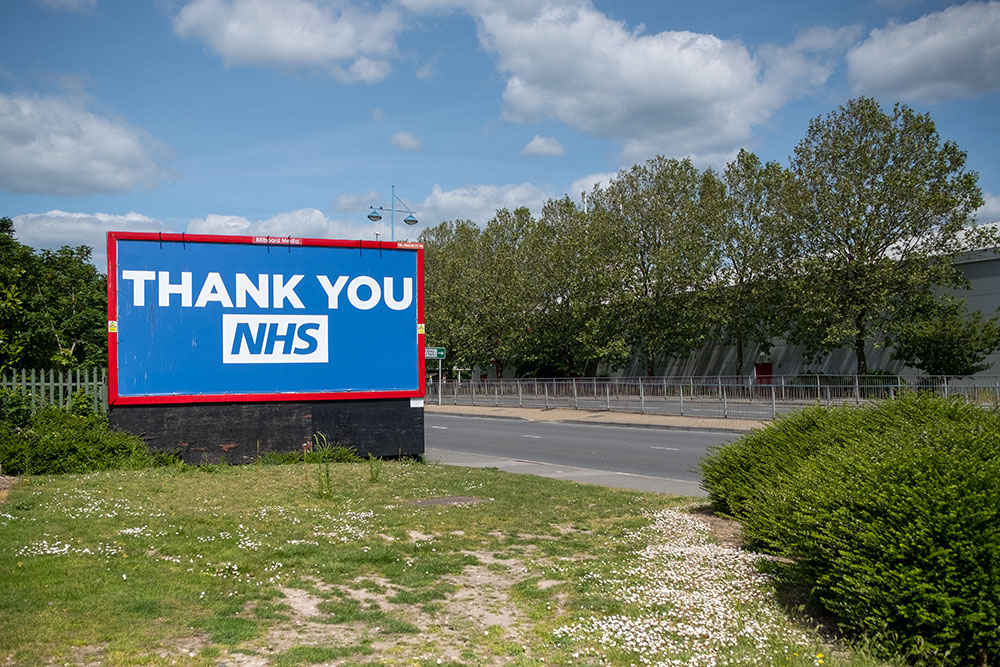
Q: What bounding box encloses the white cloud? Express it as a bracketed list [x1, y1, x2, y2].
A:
[848, 1, 1000, 102]
[416, 62, 436, 79]
[34, 0, 97, 10]
[570, 171, 618, 198]
[335, 190, 379, 212]
[522, 134, 565, 157]
[0, 93, 173, 196]
[173, 0, 403, 82]
[12, 210, 170, 269]
[185, 207, 401, 242]
[418, 182, 553, 226]
[977, 192, 1000, 223]
[390, 130, 422, 150]
[406, 0, 852, 162]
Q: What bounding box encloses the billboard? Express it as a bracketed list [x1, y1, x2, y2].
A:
[107, 232, 425, 405]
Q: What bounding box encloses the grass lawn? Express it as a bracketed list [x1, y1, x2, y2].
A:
[0, 459, 889, 666]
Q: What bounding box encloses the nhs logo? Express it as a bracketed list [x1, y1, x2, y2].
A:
[222, 315, 328, 364]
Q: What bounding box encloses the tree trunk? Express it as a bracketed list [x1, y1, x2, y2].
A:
[736, 337, 744, 379]
[646, 349, 655, 377]
[855, 326, 868, 375]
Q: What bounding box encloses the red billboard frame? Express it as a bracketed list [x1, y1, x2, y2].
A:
[107, 232, 425, 406]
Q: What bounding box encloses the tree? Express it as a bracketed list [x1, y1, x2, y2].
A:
[0, 218, 107, 369]
[465, 207, 542, 378]
[20, 245, 108, 368]
[786, 97, 988, 374]
[419, 219, 482, 373]
[711, 150, 797, 377]
[0, 218, 27, 371]
[589, 156, 723, 375]
[891, 296, 1000, 377]
[518, 197, 628, 376]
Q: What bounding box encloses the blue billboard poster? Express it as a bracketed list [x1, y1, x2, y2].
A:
[107, 233, 425, 405]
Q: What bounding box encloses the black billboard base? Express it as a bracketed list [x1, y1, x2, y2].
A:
[109, 398, 424, 465]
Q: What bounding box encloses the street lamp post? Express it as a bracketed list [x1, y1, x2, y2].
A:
[366, 185, 418, 241]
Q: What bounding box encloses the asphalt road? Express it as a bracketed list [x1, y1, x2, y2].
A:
[424, 413, 738, 494]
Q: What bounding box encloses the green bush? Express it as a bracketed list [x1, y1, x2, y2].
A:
[702, 394, 1000, 665]
[0, 405, 151, 475]
[0, 388, 32, 427]
[699, 405, 836, 518]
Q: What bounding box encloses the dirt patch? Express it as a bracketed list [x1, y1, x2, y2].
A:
[277, 585, 325, 619]
[0, 475, 18, 503]
[407, 530, 436, 542]
[687, 505, 744, 548]
[442, 564, 524, 639]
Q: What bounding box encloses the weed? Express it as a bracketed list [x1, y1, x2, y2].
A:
[368, 453, 383, 482]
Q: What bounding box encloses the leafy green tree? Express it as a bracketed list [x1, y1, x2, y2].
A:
[786, 97, 988, 374]
[589, 156, 723, 375]
[1, 218, 30, 372]
[20, 245, 108, 368]
[419, 219, 482, 373]
[518, 197, 628, 376]
[891, 296, 1000, 377]
[711, 150, 797, 377]
[465, 207, 542, 378]
[0, 218, 107, 369]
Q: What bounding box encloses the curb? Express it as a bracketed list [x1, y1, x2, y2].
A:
[558, 419, 754, 434]
[425, 408, 756, 434]
[425, 409, 533, 422]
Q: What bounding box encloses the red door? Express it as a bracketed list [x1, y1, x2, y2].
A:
[754, 362, 773, 385]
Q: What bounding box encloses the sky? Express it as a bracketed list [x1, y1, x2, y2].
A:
[2, 0, 1000, 269]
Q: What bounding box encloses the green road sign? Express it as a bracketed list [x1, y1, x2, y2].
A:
[424, 347, 446, 360]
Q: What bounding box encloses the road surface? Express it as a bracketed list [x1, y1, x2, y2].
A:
[424, 412, 738, 496]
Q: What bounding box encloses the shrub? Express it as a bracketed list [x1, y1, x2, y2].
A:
[0, 406, 151, 475]
[700, 404, 857, 520]
[703, 394, 1000, 665]
[0, 388, 32, 427]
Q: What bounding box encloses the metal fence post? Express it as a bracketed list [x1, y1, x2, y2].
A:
[471, 380, 476, 406]
[943, 376, 949, 398]
[495, 382, 499, 407]
[854, 375, 860, 404]
[606, 384, 610, 411]
[573, 378, 578, 410]
[771, 383, 776, 419]
[639, 379, 645, 414]
[826, 385, 831, 407]
[679, 383, 684, 416]
[722, 383, 728, 418]
[518, 379, 522, 408]
[544, 384, 549, 409]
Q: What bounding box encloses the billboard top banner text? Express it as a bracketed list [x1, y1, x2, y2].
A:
[107, 232, 425, 405]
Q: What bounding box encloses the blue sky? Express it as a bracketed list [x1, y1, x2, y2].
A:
[3, 0, 999, 268]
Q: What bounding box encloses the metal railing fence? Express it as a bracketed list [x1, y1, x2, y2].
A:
[424, 374, 1000, 420]
[0, 368, 108, 413]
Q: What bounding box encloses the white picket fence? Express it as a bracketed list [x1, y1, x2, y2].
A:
[0, 368, 108, 413]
